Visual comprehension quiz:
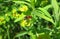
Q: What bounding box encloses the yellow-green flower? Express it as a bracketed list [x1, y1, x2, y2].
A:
[20, 19, 31, 27]
[0, 17, 5, 25]
[19, 5, 28, 12]
[0, 17, 4, 22]
[16, 14, 21, 18]
[20, 20, 27, 27]
[13, 13, 21, 18]
[12, 9, 16, 13]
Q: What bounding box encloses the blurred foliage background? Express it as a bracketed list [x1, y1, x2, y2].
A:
[0, 0, 60, 39]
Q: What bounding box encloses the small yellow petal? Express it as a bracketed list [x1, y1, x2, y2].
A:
[20, 20, 27, 27]
[19, 5, 28, 12]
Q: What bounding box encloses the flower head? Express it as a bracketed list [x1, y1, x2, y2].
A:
[19, 5, 28, 12]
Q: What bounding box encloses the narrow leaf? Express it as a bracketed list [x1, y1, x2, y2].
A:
[51, 0, 59, 21]
[32, 10, 54, 24]
[15, 31, 28, 37]
[38, 7, 52, 18]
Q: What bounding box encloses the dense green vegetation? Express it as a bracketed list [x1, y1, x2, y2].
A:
[0, 0, 60, 39]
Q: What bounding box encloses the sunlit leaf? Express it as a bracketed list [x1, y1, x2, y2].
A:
[15, 31, 28, 37]
[51, 0, 59, 22]
[32, 9, 54, 24]
[38, 7, 52, 18]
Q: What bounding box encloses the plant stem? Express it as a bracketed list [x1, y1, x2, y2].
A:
[0, 35, 2, 39]
[7, 25, 10, 39]
[28, 31, 37, 39]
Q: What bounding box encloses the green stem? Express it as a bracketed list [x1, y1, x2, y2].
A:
[4, 34, 7, 39]
[18, 37, 20, 39]
[0, 35, 2, 39]
[28, 31, 37, 39]
[7, 26, 10, 39]
[30, 0, 35, 7]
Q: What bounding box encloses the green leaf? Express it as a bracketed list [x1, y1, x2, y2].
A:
[28, 31, 37, 39]
[58, 9, 60, 26]
[0, 35, 2, 39]
[13, 1, 32, 8]
[51, 0, 59, 22]
[26, 0, 31, 2]
[43, 4, 52, 10]
[38, 7, 52, 18]
[5, 17, 10, 22]
[32, 9, 54, 24]
[15, 31, 28, 37]
[30, 0, 35, 7]
[37, 33, 51, 39]
[43, 2, 60, 10]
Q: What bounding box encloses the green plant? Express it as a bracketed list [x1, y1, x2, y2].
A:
[0, 0, 60, 39]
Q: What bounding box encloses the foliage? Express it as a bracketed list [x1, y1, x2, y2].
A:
[0, 0, 60, 39]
